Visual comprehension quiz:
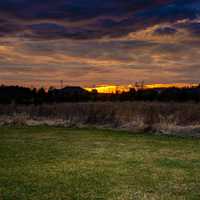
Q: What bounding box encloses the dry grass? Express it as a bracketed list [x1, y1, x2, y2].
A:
[1, 102, 200, 136]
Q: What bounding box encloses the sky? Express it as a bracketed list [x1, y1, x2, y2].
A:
[0, 0, 200, 88]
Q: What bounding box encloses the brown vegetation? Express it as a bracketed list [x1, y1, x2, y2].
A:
[1, 102, 200, 137]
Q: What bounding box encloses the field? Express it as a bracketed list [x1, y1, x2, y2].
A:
[0, 126, 200, 199]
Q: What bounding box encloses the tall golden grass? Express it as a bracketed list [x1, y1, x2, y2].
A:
[1, 102, 200, 136]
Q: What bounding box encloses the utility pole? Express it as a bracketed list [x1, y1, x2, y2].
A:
[141, 81, 144, 90]
[60, 80, 63, 89]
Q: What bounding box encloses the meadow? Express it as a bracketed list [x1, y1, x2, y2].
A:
[0, 126, 200, 200]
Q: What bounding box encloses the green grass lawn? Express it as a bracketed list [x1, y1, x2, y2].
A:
[0, 126, 200, 200]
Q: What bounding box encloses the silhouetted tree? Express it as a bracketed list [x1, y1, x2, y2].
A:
[1, 85, 200, 104]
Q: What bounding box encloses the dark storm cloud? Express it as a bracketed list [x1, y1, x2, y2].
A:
[0, 0, 199, 39]
[0, 0, 175, 21]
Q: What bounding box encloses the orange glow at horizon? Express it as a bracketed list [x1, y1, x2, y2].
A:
[85, 83, 199, 94]
[85, 85, 132, 94]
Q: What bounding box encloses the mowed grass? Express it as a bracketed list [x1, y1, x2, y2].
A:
[0, 127, 200, 200]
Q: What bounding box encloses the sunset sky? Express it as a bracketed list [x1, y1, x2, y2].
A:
[0, 0, 200, 88]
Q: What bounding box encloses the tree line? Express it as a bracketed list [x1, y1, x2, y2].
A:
[1, 85, 200, 104]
